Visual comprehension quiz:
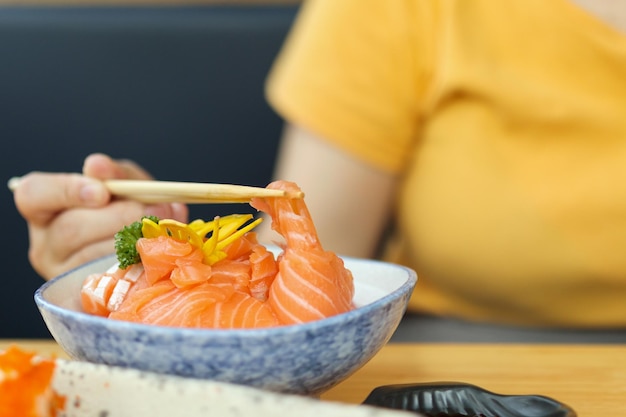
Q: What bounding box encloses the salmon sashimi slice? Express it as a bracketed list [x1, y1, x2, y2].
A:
[221, 232, 259, 261]
[109, 280, 279, 329]
[220, 232, 278, 301]
[80, 263, 145, 317]
[251, 180, 355, 325]
[200, 291, 279, 329]
[169, 258, 213, 289]
[107, 278, 177, 323]
[209, 260, 252, 293]
[248, 245, 278, 302]
[138, 282, 235, 327]
[81, 273, 117, 317]
[268, 249, 354, 324]
[136, 236, 203, 285]
[109, 279, 235, 327]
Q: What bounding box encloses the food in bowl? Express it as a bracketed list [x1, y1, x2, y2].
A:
[35, 180, 417, 395]
[79, 180, 355, 329]
[36, 254, 416, 395]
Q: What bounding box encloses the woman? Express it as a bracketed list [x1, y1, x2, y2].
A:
[13, 0, 626, 341]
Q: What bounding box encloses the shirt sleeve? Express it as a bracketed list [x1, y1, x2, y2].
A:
[265, 0, 436, 174]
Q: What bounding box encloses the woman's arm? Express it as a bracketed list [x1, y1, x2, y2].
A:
[258, 124, 397, 258]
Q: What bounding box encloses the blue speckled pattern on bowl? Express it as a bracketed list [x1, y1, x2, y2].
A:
[35, 253, 417, 395]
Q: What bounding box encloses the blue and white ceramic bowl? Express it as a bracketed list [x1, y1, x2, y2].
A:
[35, 253, 417, 396]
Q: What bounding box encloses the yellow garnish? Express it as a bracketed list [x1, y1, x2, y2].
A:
[140, 214, 262, 265]
[216, 216, 263, 251]
[142, 218, 204, 248]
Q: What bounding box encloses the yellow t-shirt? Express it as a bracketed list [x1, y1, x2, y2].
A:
[266, 0, 626, 328]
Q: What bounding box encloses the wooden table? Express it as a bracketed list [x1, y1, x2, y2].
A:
[2, 340, 624, 416]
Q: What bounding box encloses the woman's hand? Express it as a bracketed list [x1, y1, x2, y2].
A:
[13, 153, 188, 280]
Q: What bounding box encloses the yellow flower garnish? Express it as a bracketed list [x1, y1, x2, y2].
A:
[142, 218, 204, 247]
[141, 214, 262, 265]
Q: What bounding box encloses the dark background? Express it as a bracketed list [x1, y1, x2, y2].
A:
[0, 5, 298, 337]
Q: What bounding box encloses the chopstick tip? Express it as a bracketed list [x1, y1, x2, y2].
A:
[285, 190, 305, 199]
[7, 176, 21, 192]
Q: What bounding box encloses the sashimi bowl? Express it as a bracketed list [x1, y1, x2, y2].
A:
[35, 253, 417, 396]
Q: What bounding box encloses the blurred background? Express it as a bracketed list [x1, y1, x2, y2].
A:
[0, 0, 300, 337]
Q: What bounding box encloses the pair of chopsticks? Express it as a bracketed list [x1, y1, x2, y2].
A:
[7, 177, 304, 204]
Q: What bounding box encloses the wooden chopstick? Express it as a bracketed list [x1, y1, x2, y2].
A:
[8, 177, 304, 204]
[105, 180, 304, 203]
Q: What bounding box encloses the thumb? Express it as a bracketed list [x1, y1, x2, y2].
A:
[13, 172, 110, 226]
[83, 153, 154, 180]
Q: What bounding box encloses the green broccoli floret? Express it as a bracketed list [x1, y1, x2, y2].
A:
[114, 215, 159, 269]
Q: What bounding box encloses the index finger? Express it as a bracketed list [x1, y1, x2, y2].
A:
[11, 172, 111, 226]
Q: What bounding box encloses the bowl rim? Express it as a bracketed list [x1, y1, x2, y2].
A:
[34, 253, 417, 337]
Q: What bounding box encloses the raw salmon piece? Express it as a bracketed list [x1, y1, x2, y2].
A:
[251, 180, 354, 325]
[221, 232, 278, 301]
[80, 273, 118, 317]
[106, 279, 133, 312]
[81, 264, 147, 316]
[269, 249, 354, 324]
[169, 258, 212, 288]
[143, 282, 234, 327]
[136, 236, 203, 284]
[222, 232, 259, 261]
[109, 269, 277, 328]
[200, 291, 279, 329]
[121, 263, 145, 283]
[210, 259, 252, 294]
[248, 245, 278, 302]
[108, 279, 178, 323]
[110, 279, 235, 328]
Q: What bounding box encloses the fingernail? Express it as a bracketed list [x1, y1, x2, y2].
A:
[79, 182, 106, 204]
[144, 203, 188, 222]
[170, 203, 189, 222]
[143, 204, 169, 218]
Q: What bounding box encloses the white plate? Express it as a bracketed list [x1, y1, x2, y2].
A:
[52, 359, 415, 417]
